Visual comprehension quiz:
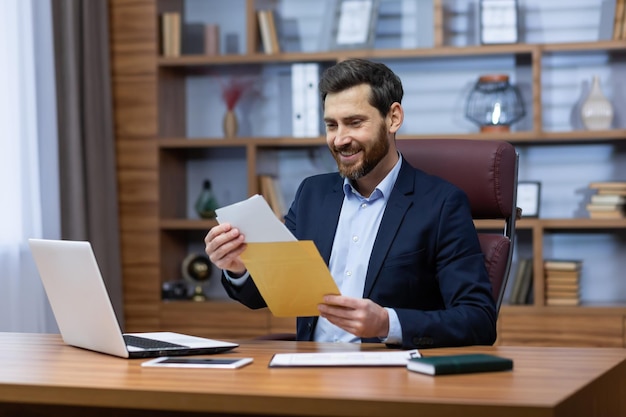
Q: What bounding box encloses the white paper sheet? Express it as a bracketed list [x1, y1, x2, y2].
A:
[215, 194, 296, 243]
[269, 349, 421, 367]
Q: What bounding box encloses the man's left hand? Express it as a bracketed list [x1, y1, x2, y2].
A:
[318, 295, 389, 339]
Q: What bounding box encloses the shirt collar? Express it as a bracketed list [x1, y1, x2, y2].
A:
[342, 152, 403, 201]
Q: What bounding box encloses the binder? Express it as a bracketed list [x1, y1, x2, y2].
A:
[303, 63, 321, 137]
[291, 63, 306, 137]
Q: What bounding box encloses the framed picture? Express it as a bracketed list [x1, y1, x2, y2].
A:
[517, 181, 541, 218]
[329, 0, 379, 50]
[480, 0, 519, 45]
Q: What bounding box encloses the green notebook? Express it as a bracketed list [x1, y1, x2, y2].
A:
[407, 353, 513, 376]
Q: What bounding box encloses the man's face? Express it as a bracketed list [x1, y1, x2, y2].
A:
[323, 84, 390, 180]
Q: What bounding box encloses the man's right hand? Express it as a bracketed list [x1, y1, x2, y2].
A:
[204, 223, 247, 277]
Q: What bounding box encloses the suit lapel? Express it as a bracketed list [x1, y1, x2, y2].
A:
[315, 179, 344, 264]
[363, 161, 415, 298]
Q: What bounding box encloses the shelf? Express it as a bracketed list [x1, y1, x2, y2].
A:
[157, 131, 626, 149]
[111, 0, 626, 347]
[157, 40, 626, 68]
[158, 137, 326, 148]
[501, 304, 626, 315]
[161, 219, 218, 230]
[476, 218, 626, 231]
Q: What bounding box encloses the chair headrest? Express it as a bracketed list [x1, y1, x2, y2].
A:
[397, 139, 518, 219]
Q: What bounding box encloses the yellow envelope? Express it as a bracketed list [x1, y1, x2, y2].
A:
[240, 241, 340, 317]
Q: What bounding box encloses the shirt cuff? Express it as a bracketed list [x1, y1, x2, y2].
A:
[223, 270, 250, 287]
[379, 307, 402, 345]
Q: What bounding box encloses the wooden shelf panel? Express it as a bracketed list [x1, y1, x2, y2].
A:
[501, 305, 626, 314]
[157, 132, 626, 150]
[156, 40, 626, 68]
[160, 219, 218, 230]
[476, 218, 626, 230]
[158, 137, 326, 148]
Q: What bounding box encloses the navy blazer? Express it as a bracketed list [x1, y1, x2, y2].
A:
[222, 158, 497, 349]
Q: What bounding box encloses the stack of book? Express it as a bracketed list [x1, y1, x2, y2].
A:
[586, 181, 626, 219]
[508, 258, 533, 305]
[544, 259, 582, 306]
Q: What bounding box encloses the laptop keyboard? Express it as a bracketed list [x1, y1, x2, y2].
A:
[123, 334, 187, 350]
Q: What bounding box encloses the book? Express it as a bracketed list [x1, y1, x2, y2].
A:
[291, 63, 306, 137]
[303, 63, 321, 137]
[266, 9, 281, 54]
[586, 203, 625, 211]
[515, 258, 533, 305]
[545, 281, 579, 291]
[160, 12, 181, 57]
[589, 181, 626, 191]
[508, 259, 526, 305]
[546, 297, 580, 306]
[257, 10, 273, 54]
[599, 0, 617, 40]
[546, 288, 580, 298]
[614, 0, 626, 40]
[589, 209, 625, 219]
[258, 175, 286, 220]
[597, 188, 626, 196]
[544, 259, 582, 271]
[545, 269, 580, 280]
[257, 9, 280, 54]
[590, 194, 626, 205]
[407, 353, 513, 376]
[182, 22, 205, 55]
[510, 258, 531, 305]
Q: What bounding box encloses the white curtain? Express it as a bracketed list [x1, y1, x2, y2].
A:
[0, 0, 59, 333]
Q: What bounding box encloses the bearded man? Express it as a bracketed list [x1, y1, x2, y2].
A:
[205, 58, 496, 349]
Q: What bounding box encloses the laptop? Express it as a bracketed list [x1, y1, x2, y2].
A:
[28, 238, 238, 359]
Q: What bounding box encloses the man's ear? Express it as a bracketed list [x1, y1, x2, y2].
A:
[387, 102, 404, 134]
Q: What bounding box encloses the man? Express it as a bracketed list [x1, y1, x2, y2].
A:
[205, 58, 497, 349]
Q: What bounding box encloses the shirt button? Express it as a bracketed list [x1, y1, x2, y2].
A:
[361, 203, 367, 209]
[352, 235, 359, 242]
[346, 271, 352, 277]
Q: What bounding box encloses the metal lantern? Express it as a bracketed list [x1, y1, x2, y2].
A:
[465, 74, 525, 132]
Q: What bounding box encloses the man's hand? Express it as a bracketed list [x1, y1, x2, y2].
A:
[318, 295, 389, 339]
[204, 223, 247, 276]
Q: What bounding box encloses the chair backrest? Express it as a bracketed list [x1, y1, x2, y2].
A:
[396, 139, 519, 313]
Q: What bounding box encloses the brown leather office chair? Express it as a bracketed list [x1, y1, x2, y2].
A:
[396, 139, 519, 313]
[257, 138, 519, 340]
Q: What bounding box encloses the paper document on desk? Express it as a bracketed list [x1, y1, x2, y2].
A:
[215, 195, 340, 317]
[269, 349, 421, 367]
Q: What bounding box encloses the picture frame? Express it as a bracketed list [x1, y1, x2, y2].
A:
[329, 0, 380, 50]
[517, 181, 541, 218]
[479, 0, 519, 45]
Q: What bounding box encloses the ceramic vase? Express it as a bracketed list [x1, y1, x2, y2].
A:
[194, 179, 219, 219]
[223, 109, 238, 138]
[581, 76, 613, 130]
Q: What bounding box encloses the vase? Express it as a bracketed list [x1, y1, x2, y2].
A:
[223, 109, 238, 138]
[194, 179, 219, 219]
[581, 76, 613, 130]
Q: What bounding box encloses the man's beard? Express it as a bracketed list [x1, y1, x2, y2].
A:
[331, 124, 389, 180]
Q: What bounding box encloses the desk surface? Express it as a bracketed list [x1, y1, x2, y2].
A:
[0, 333, 625, 417]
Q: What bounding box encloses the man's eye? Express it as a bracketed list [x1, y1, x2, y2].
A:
[351, 120, 362, 127]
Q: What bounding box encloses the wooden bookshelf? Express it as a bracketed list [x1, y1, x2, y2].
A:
[109, 0, 626, 345]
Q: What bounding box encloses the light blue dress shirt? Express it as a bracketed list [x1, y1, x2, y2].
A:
[226, 154, 404, 344]
[313, 154, 403, 344]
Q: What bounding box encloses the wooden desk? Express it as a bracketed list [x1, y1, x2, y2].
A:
[0, 333, 624, 417]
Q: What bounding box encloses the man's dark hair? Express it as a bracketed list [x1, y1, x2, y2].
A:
[318, 58, 404, 118]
